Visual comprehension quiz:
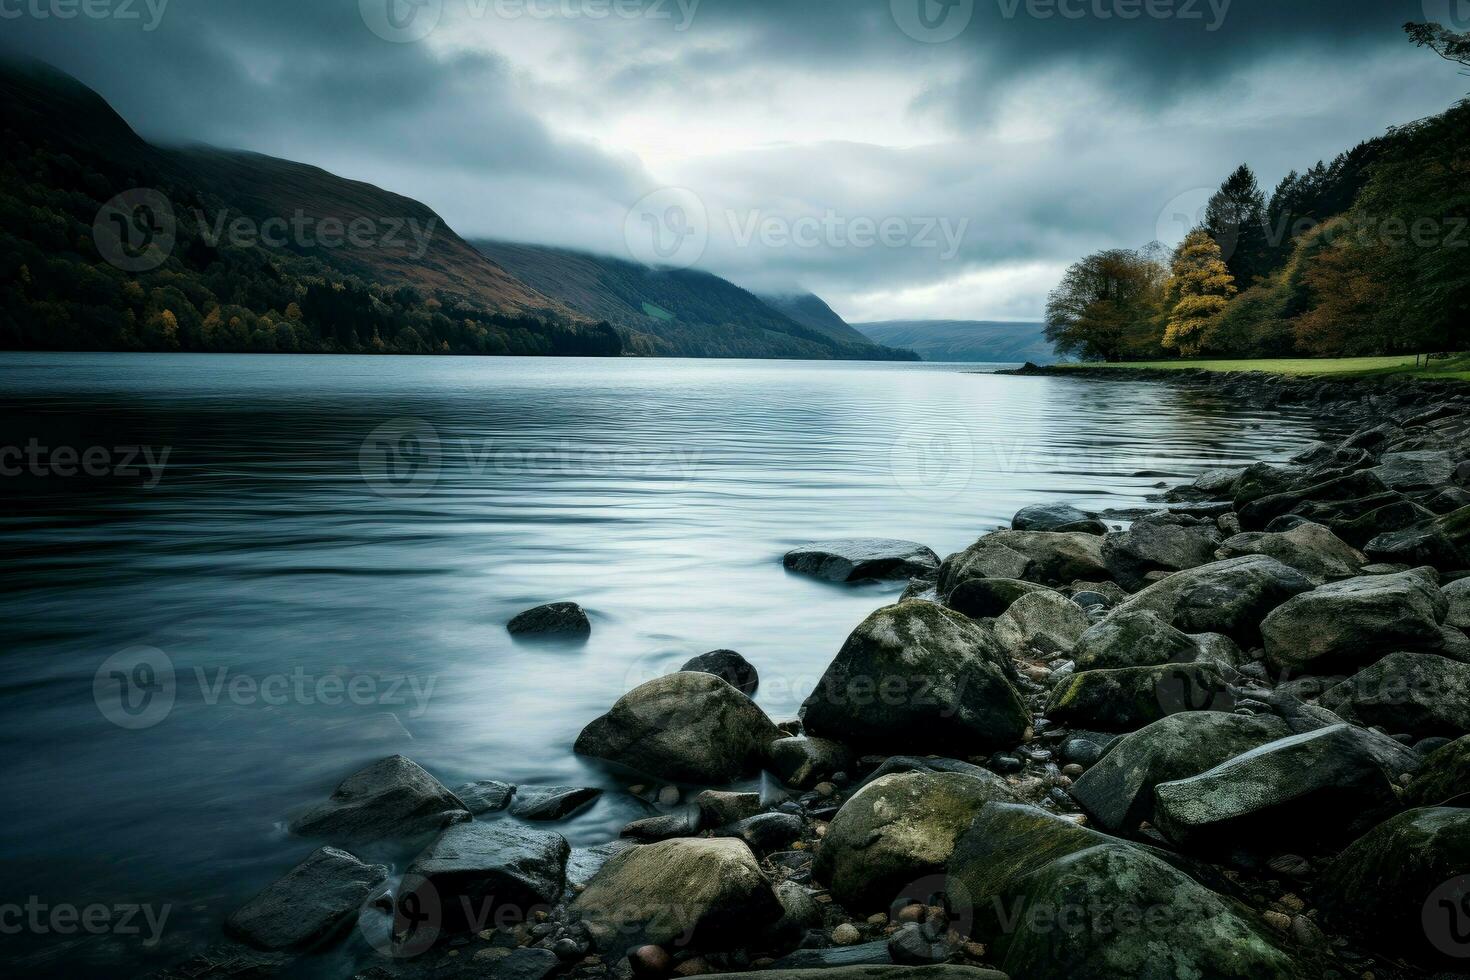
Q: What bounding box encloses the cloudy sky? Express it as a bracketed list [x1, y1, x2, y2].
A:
[3, 0, 1467, 321]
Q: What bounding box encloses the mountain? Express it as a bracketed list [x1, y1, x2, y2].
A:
[475, 241, 916, 361]
[854, 320, 1056, 364]
[760, 292, 876, 347]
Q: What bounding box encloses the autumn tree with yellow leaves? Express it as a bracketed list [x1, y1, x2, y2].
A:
[1163, 230, 1238, 356]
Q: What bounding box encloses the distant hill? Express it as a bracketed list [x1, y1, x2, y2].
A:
[854, 320, 1056, 363]
[760, 292, 877, 347]
[475, 241, 916, 361]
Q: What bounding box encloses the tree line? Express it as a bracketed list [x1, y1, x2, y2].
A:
[1045, 23, 1470, 363]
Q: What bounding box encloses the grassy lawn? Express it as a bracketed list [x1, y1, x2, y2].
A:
[1056, 355, 1470, 381]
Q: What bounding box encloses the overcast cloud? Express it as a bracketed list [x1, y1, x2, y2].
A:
[2, 0, 1466, 321]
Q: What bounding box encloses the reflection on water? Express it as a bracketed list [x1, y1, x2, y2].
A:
[0, 353, 1323, 976]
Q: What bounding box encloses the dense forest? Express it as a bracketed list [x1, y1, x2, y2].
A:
[1045, 23, 1470, 363]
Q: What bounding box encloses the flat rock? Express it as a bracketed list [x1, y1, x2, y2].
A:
[288, 755, 470, 844]
[224, 847, 388, 951]
[800, 601, 1030, 754]
[1153, 723, 1405, 857]
[1262, 568, 1447, 674]
[572, 837, 781, 950]
[939, 531, 1107, 590]
[575, 672, 781, 783]
[766, 946, 900, 971]
[507, 602, 591, 637]
[1318, 652, 1470, 739]
[681, 650, 759, 695]
[783, 539, 940, 583]
[1370, 450, 1457, 491]
[1109, 555, 1314, 646]
[509, 786, 603, 821]
[813, 770, 1017, 912]
[404, 822, 569, 936]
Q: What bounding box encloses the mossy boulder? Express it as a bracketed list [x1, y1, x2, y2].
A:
[1404, 735, 1470, 808]
[1215, 522, 1367, 585]
[1262, 568, 1448, 674]
[1102, 521, 1221, 592]
[939, 531, 1107, 590]
[993, 590, 1089, 656]
[575, 672, 781, 783]
[1318, 652, 1470, 739]
[1046, 663, 1234, 731]
[1072, 609, 1200, 672]
[1069, 712, 1292, 834]
[1319, 807, 1470, 967]
[813, 771, 1017, 912]
[801, 602, 1030, 754]
[1109, 556, 1314, 646]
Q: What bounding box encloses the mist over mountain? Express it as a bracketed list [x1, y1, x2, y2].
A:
[854, 320, 1056, 364]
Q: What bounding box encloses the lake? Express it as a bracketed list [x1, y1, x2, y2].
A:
[0, 353, 1325, 976]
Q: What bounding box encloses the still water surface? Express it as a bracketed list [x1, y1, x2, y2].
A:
[0, 354, 1325, 975]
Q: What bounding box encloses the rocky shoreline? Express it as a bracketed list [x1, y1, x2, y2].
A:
[157, 368, 1470, 980]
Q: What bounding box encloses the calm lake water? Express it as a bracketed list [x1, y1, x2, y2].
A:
[0, 353, 1326, 976]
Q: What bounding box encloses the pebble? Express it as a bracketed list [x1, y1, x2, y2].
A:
[1267, 854, 1312, 877]
[832, 923, 862, 945]
[657, 786, 682, 806]
[961, 941, 988, 959]
[867, 913, 888, 926]
[989, 753, 1024, 774]
[1263, 911, 1291, 932]
[1062, 764, 1085, 778]
[815, 782, 838, 798]
[1290, 914, 1325, 947]
[629, 946, 672, 978]
[896, 904, 926, 924]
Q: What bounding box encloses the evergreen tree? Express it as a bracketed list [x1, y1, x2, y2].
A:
[1205, 165, 1270, 286]
[1163, 230, 1237, 357]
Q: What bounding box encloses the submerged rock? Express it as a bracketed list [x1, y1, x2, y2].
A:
[224, 847, 388, 951]
[1152, 724, 1404, 857]
[509, 786, 603, 821]
[1108, 556, 1314, 645]
[1262, 568, 1447, 674]
[800, 602, 1030, 754]
[783, 539, 940, 583]
[452, 780, 515, 816]
[288, 755, 470, 844]
[1012, 502, 1108, 535]
[813, 770, 1017, 912]
[681, 649, 759, 696]
[573, 837, 781, 950]
[508, 602, 592, 637]
[1319, 807, 1470, 967]
[575, 672, 781, 783]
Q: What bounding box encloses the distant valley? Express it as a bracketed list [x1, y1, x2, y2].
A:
[854, 320, 1056, 364]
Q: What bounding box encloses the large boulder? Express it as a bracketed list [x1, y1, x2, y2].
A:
[944, 578, 1053, 619]
[1046, 662, 1234, 731]
[1101, 521, 1221, 592]
[784, 539, 940, 583]
[404, 822, 569, 935]
[1152, 724, 1405, 856]
[1108, 556, 1314, 646]
[1261, 569, 1447, 674]
[288, 756, 470, 844]
[1012, 502, 1108, 535]
[1370, 450, 1456, 492]
[801, 602, 1030, 754]
[813, 771, 1017, 912]
[1238, 469, 1391, 530]
[1318, 652, 1470, 739]
[572, 837, 781, 950]
[1215, 522, 1367, 585]
[681, 650, 759, 696]
[939, 531, 1107, 590]
[1366, 522, 1464, 569]
[948, 804, 1296, 979]
[575, 672, 781, 783]
[1071, 609, 1200, 672]
[224, 847, 388, 951]
[1447, 577, 1470, 630]
[1319, 807, 1470, 967]
[992, 591, 1089, 656]
[1403, 736, 1470, 808]
[1069, 712, 1293, 834]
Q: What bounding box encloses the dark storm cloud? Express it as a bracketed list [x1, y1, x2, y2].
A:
[0, 0, 1466, 318]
